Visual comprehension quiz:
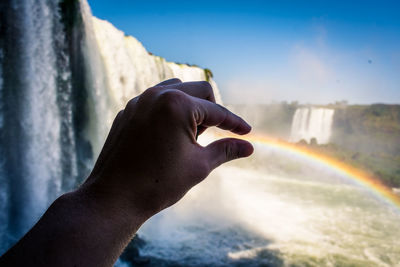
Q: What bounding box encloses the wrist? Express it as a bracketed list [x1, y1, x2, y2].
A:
[77, 177, 152, 228]
[13, 182, 147, 267]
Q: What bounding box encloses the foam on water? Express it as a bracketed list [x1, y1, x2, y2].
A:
[1, 1, 399, 266]
[138, 138, 400, 266]
[0, 0, 223, 252]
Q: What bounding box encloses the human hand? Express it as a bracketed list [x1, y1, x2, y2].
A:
[0, 79, 253, 267]
[83, 79, 253, 221]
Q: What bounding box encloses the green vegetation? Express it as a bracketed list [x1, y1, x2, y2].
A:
[297, 140, 400, 188]
[204, 68, 213, 82]
[231, 103, 400, 188]
[175, 62, 199, 68]
[170, 62, 213, 82]
[154, 55, 166, 62]
[329, 104, 400, 187]
[332, 104, 400, 156]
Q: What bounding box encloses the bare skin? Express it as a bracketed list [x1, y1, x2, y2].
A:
[0, 79, 253, 267]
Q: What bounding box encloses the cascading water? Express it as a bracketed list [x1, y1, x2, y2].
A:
[1, 1, 400, 266]
[135, 135, 400, 266]
[79, 12, 223, 157]
[289, 107, 335, 144]
[0, 0, 221, 254]
[91, 17, 222, 108]
[0, 21, 5, 247]
[0, 0, 70, 248]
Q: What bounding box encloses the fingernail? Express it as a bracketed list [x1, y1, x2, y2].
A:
[245, 121, 252, 132]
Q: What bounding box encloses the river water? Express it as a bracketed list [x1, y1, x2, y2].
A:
[1, 1, 399, 266]
[135, 140, 400, 267]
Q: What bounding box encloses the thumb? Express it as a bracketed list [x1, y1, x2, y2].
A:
[205, 138, 254, 170]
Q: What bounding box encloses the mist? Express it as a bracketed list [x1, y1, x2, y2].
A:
[1, 0, 399, 266]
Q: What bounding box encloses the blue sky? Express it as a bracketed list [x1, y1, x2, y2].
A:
[89, 0, 400, 104]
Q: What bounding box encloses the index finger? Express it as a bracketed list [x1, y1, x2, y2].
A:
[164, 81, 216, 103]
[155, 78, 182, 86]
[191, 96, 251, 135]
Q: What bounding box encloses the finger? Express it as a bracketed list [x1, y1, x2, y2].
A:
[126, 96, 140, 111]
[191, 97, 252, 135]
[156, 78, 182, 86]
[164, 81, 216, 103]
[162, 81, 216, 139]
[205, 138, 254, 170]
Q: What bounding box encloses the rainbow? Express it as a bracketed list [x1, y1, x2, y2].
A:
[228, 133, 400, 210]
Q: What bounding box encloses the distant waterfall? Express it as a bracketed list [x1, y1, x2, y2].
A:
[289, 107, 334, 144]
[0, 0, 221, 253]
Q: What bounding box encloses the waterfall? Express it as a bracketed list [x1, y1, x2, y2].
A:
[1, 2, 400, 266]
[91, 17, 222, 109]
[0, 0, 69, 247]
[0, 17, 5, 247]
[289, 107, 334, 144]
[0, 0, 221, 253]
[84, 15, 222, 157]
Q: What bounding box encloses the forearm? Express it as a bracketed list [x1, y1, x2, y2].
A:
[0, 186, 146, 267]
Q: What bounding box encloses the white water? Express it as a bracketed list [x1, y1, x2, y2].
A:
[290, 107, 334, 144]
[139, 138, 400, 266]
[79, 0, 115, 157]
[83, 15, 222, 157]
[0, 32, 5, 246]
[92, 17, 222, 107]
[1, 1, 400, 266]
[0, 0, 222, 252]
[6, 0, 64, 238]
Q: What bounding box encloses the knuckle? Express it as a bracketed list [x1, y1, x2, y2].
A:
[145, 86, 163, 96]
[169, 78, 182, 84]
[135, 86, 163, 106]
[199, 81, 213, 94]
[156, 89, 187, 114]
[126, 98, 137, 111]
[216, 103, 228, 113]
[199, 80, 212, 89]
